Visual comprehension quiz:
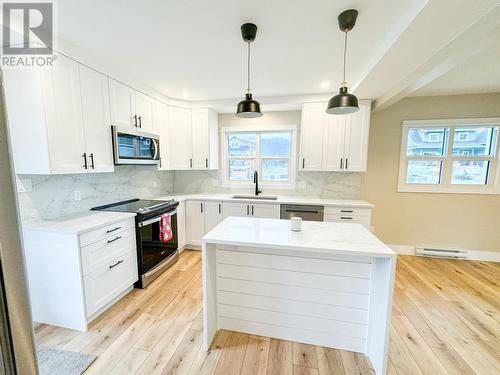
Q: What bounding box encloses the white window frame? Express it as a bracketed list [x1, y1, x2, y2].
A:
[221, 125, 297, 189]
[398, 118, 500, 194]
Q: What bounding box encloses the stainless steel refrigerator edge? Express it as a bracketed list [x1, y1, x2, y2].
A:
[0, 79, 38, 373]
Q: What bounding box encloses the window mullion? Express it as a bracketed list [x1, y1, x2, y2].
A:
[440, 127, 454, 186]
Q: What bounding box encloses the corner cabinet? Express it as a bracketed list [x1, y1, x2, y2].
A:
[159, 107, 219, 170]
[3, 54, 114, 174]
[300, 100, 371, 172]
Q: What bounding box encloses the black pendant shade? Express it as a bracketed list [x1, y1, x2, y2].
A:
[326, 9, 359, 115]
[326, 87, 359, 115]
[236, 23, 262, 118]
[237, 93, 262, 118]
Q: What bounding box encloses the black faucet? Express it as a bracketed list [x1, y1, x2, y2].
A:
[253, 171, 262, 196]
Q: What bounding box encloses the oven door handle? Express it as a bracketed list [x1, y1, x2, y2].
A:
[138, 210, 177, 227]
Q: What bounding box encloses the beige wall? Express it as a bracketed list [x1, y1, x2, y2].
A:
[361, 93, 500, 252]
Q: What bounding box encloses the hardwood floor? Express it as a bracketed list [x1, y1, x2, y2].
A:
[34, 250, 500, 374]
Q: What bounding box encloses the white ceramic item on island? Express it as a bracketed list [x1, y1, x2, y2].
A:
[290, 216, 302, 231]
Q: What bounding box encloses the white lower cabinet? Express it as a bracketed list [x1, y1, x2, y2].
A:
[23, 215, 137, 331]
[222, 202, 250, 219]
[176, 201, 187, 250]
[222, 202, 280, 219]
[204, 201, 223, 233]
[186, 200, 206, 247]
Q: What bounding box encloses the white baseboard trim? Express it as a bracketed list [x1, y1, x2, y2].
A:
[388, 244, 500, 263]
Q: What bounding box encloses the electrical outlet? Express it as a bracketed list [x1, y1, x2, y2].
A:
[16, 178, 33, 193]
[73, 190, 82, 201]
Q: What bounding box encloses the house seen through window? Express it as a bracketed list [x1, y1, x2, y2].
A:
[399, 120, 500, 193]
[223, 129, 295, 187]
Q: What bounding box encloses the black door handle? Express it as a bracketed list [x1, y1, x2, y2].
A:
[82, 153, 87, 169]
[138, 115, 142, 128]
[89, 153, 95, 169]
[246, 205, 249, 216]
[251, 205, 254, 216]
[340, 158, 343, 169]
[133, 114, 138, 127]
[206, 158, 208, 168]
[302, 158, 305, 169]
[345, 158, 348, 169]
[218, 203, 221, 214]
[200, 202, 203, 213]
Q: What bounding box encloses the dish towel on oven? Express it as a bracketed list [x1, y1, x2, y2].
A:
[159, 213, 173, 242]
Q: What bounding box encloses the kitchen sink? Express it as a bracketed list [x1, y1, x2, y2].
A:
[231, 195, 278, 200]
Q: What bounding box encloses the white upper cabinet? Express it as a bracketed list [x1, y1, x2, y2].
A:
[154, 101, 170, 170]
[108, 79, 156, 133]
[343, 101, 371, 171]
[191, 108, 219, 170]
[299, 102, 325, 171]
[3, 54, 88, 174]
[79, 65, 114, 173]
[108, 79, 136, 128]
[300, 100, 371, 172]
[134, 91, 155, 132]
[164, 107, 218, 170]
[168, 106, 193, 169]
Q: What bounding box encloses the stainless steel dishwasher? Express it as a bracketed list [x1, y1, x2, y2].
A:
[280, 204, 324, 221]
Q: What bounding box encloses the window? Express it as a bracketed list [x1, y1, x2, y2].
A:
[398, 119, 500, 194]
[222, 126, 297, 188]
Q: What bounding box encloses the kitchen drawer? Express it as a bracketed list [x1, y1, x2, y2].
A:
[84, 250, 138, 317]
[80, 217, 135, 247]
[81, 228, 136, 276]
[324, 214, 371, 229]
[324, 206, 371, 217]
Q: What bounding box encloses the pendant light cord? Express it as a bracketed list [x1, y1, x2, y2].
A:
[247, 42, 251, 94]
[342, 30, 348, 87]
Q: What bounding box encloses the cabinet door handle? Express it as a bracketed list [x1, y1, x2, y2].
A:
[109, 260, 124, 269]
[133, 114, 138, 127]
[200, 202, 203, 213]
[138, 115, 142, 128]
[106, 226, 121, 233]
[89, 153, 95, 169]
[82, 153, 88, 169]
[218, 203, 221, 214]
[206, 158, 208, 168]
[302, 158, 305, 169]
[345, 158, 348, 170]
[340, 158, 343, 170]
[190, 158, 193, 168]
[251, 205, 254, 216]
[246, 205, 249, 216]
[107, 236, 122, 244]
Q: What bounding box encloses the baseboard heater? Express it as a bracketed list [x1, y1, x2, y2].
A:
[415, 247, 468, 259]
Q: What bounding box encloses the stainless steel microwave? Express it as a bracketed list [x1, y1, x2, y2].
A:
[112, 126, 160, 165]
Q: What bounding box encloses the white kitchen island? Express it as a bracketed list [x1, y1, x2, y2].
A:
[202, 217, 396, 375]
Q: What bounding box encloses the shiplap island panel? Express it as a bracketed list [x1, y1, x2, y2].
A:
[202, 217, 395, 375]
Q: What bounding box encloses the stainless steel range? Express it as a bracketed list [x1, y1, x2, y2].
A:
[92, 198, 179, 288]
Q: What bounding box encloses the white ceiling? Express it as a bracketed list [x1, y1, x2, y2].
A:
[411, 43, 500, 97]
[54, 0, 426, 101]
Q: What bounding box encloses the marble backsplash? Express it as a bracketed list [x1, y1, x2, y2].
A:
[173, 170, 362, 199]
[17, 166, 174, 222]
[16, 166, 362, 222]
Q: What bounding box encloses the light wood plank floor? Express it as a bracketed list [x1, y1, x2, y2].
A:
[34, 250, 500, 374]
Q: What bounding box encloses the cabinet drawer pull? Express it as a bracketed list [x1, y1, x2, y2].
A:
[107, 236, 122, 244]
[340, 210, 353, 213]
[106, 226, 121, 234]
[109, 260, 124, 269]
[340, 217, 353, 220]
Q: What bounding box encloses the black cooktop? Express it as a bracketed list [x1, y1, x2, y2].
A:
[91, 198, 177, 214]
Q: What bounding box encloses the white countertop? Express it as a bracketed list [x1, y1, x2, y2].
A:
[155, 193, 373, 209]
[203, 216, 394, 258]
[22, 211, 136, 235]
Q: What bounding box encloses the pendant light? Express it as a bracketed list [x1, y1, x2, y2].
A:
[236, 23, 263, 118]
[326, 9, 359, 115]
